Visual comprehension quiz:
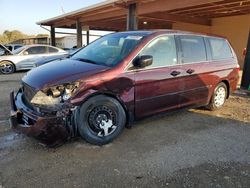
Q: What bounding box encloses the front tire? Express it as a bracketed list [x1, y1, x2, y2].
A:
[77, 95, 126, 145]
[207, 82, 228, 111]
[0, 61, 15, 74]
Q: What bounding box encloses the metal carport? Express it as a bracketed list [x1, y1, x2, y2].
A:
[37, 0, 250, 87]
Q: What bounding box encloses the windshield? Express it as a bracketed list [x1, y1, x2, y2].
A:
[12, 46, 26, 55]
[71, 32, 146, 67]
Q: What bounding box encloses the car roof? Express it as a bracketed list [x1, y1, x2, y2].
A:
[118, 29, 227, 39]
[23, 44, 59, 48]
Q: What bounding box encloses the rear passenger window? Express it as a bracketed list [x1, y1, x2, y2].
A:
[139, 35, 177, 68]
[208, 38, 232, 60]
[180, 35, 207, 63]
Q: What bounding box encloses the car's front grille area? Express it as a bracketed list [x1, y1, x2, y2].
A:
[22, 112, 36, 126]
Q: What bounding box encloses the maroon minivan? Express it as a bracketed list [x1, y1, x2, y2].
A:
[10, 30, 239, 146]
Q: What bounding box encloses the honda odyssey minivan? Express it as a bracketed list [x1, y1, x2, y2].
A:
[10, 30, 239, 146]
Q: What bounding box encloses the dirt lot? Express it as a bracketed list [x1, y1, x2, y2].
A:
[0, 72, 250, 188]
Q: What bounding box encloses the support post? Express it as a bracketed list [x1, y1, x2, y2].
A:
[127, 3, 138, 31]
[241, 29, 250, 89]
[50, 26, 56, 46]
[86, 30, 90, 45]
[76, 19, 82, 48]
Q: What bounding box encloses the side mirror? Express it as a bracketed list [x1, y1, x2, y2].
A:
[23, 51, 29, 55]
[133, 55, 153, 68]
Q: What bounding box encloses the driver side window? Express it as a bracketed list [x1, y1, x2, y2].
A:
[139, 35, 177, 69]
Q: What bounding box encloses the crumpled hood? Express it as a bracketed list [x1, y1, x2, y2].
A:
[22, 59, 109, 89]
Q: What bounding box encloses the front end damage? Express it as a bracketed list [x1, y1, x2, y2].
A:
[10, 83, 79, 147]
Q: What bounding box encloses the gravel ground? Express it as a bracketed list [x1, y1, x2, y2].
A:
[0, 72, 250, 188]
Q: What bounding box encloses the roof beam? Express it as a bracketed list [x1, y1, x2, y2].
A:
[79, 9, 126, 22]
[52, 9, 126, 27]
[137, 0, 224, 15]
[140, 12, 212, 26]
[169, 0, 250, 14]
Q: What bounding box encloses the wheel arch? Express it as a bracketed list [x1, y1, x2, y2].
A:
[0, 60, 16, 71]
[221, 80, 230, 98]
[77, 91, 132, 128]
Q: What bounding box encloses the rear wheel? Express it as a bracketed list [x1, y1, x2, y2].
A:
[77, 95, 126, 145]
[0, 61, 15, 74]
[207, 82, 228, 111]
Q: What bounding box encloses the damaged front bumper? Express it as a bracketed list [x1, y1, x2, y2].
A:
[9, 89, 77, 146]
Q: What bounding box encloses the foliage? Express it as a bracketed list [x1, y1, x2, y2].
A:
[0, 30, 48, 44]
[0, 30, 27, 44]
[36, 34, 49, 37]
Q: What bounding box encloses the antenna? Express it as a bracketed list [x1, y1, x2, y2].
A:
[61, 6, 65, 14]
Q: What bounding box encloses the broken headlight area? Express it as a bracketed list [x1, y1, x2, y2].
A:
[43, 82, 80, 102]
[27, 82, 80, 112]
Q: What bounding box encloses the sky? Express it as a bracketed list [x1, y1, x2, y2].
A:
[0, 0, 105, 35]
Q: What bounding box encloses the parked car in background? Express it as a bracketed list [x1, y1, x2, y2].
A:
[35, 46, 84, 67]
[35, 54, 69, 67]
[0, 44, 67, 74]
[0, 43, 12, 56]
[5, 44, 23, 52]
[10, 30, 239, 146]
[63, 45, 84, 54]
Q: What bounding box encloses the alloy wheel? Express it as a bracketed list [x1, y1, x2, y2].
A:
[0, 61, 14, 74]
[214, 86, 226, 107]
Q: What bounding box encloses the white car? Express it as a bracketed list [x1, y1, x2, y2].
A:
[0, 44, 68, 74]
[5, 44, 23, 52]
[0, 43, 12, 56]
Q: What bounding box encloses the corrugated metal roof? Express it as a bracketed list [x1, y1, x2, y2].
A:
[36, 0, 121, 25]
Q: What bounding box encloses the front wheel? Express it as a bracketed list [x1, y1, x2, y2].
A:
[207, 82, 228, 111]
[77, 95, 126, 145]
[0, 61, 15, 74]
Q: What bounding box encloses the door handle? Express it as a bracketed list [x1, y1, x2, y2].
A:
[171, 70, 181, 77]
[186, 69, 195, 74]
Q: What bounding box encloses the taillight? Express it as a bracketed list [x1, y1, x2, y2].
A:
[236, 64, 240, 72]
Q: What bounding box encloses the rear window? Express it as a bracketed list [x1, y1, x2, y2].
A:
[208, 37, 233, 60]
[179, 35, 207, 63]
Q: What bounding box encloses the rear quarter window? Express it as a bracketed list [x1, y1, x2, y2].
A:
[48, 47, 59, 53]
[208, 37, 233, 60]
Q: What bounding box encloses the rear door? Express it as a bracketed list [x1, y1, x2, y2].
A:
[177, 35, 210, 107]
[132, 35, 184, 118]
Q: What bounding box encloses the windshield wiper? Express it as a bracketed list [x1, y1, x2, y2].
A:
[74, 58, 98, 65]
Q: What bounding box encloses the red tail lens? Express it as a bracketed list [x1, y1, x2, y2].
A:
[236, 64, 240, 72]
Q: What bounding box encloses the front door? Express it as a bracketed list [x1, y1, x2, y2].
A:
[132, 35, 184, 118]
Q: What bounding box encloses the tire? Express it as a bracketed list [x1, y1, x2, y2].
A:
[0, 61, 15, 74]
[207, 82, 228, 111]
[77, 95, 126, 145]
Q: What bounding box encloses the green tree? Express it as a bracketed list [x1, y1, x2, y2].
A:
[36, 34, 49, 37]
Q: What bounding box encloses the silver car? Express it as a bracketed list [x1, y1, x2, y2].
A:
[5, 44, 23, 52]
[0, 44, 68, 74]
